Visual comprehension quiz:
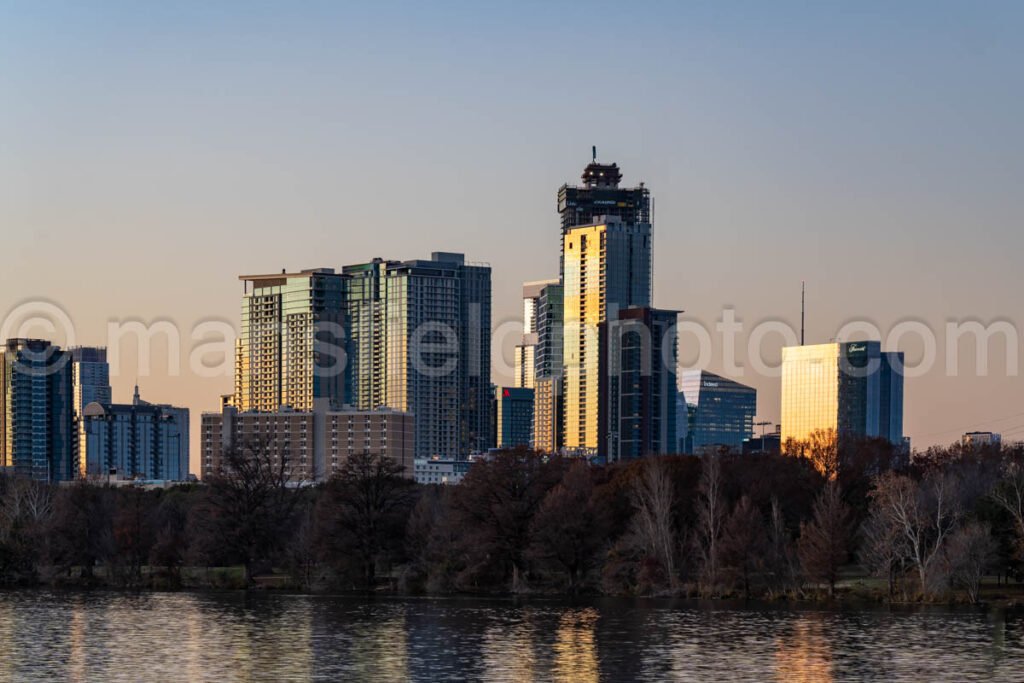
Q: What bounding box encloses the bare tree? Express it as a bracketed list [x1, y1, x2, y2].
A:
[798, 482, 854, 597]
[202, 437, 298, 586]
[317, 451, 415, 589]
[991, 461, 1024, 561]
[450, 448, 564, 592]
[764, 497, 799, 597]
[941, 521, 996, 604]
[693, 454, 724, 596]
[868, 470, 962, 598]
[784, 429, 839, 479]
[859, 506, 906, 600]
[629, 458, 679, 593]
[720, 495, 766, 598]
[528, 462, 604, 593]
[0, 477, 54, 582]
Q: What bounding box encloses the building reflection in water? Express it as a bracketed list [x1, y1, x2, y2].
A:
[774, 615, 834, 683]
[552, 608, 600, 683]
[67, 596, 87, 683]
[345, 609, 410, 680]
[480, 611, 538, 680]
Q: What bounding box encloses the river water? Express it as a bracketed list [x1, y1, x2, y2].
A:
[0, 591, 1020, 681]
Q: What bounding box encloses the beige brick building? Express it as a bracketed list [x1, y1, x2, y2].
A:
[201, 399, 414, 483]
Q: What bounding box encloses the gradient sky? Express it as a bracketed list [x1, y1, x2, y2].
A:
[3, 1, 1023, 470]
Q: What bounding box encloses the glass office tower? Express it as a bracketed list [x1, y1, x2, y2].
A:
[495, 386, 534, 449]
[562, 218, 651, 454]
[0, 338, 75, 481]
[233, 269, 345, 413]
[343, 252, 492, 459]
[781, 341, 904, 448]
[680, 370, 756, 453]
[70, 346, 111, 476]
[602, 307, 679, 461]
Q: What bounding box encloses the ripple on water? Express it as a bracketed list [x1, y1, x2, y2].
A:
[0, 592, 1019, 682]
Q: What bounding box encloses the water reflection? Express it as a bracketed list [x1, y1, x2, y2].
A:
[480, 609, 537, 682]
[552, 608, 599, 682]
[0, 593, 1019, 682]
[774, 614, 833, 683]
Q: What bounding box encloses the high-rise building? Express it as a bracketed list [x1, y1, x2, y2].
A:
[780, 341, 904, 449]
[602, 307, 679, 461]
[532, 375, 562, 454]
[562, 216, 652, 455]
[82, 386, 190, 480]
[495, 386, 534, 449]
[233, 268, 345, 413]
[514, 279, 559, 389]
[557, 158, 651, 263]
[201, 402, 414, 483]
[680, 370, 757, 453]
[534, 281, 564, 382]
[69, 347, 111, 476]
[0, 339, 75, 481]
[342, 252, 492, 459]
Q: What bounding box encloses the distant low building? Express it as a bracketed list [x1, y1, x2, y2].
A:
[201, 401, 414, 483]
[414, 457, 475, 485]
[743, 427, 782, 455]
[963, 431, 1001, 447]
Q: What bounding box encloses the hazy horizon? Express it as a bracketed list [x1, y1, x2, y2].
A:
[3, 1, 1023, 472]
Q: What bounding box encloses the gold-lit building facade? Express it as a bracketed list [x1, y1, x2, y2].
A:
[561, 219, 651, 454]
[233, 269, 345, 413]
[532, 375, 561, 453]
[781, 341, 904, 448]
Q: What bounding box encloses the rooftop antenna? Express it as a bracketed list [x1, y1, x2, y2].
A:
[592, 145, 597, 162]
[800, 281, 805, 346]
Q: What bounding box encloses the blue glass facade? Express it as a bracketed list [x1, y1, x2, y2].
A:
[495, 386, 534, 449]
[0, 339, 75, 481]
[681, 370, 756, 453]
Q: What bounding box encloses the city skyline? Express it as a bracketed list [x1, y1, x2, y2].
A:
[3, 2, 1024, 472]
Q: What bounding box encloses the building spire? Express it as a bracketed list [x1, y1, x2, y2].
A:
[801, 281, 806, 346]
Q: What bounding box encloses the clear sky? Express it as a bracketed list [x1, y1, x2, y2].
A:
[3, 1, 1023, 470]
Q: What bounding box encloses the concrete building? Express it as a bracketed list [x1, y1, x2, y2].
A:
[0, 339, 75, 482]
[342, 252, 491, 460]
[81, 386, 190, 480]
[514, 279, 559, 390]
[413, 457, 474, 485]
[495, 386, 534, 449]
[532, 375, 562, 454]
[680, 370, 757, 453]
[780, 341, 904, 449]
[602, 307, 679, 461]
[201, 401, 414, 483]
[233, 268, 345, 413]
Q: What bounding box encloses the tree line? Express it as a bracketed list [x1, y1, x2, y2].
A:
[2, 436, 1023, 603]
